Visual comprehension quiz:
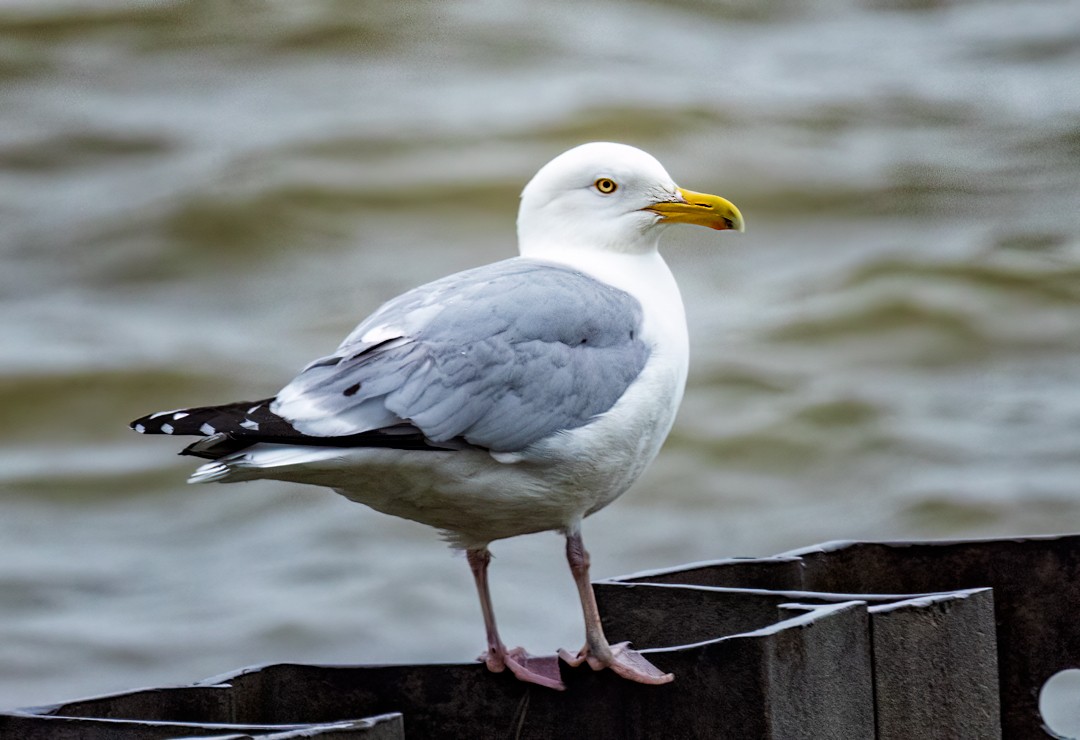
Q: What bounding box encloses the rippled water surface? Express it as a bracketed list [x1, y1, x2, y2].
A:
[2, 0, 1080, 709]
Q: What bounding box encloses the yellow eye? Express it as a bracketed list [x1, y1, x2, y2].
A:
[594, 178, 618, 194]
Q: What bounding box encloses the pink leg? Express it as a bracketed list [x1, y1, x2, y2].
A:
[557, 526, 674, 685]
[466, 547, 564, 690]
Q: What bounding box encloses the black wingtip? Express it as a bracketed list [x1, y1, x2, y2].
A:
[130, 410, 182, 435]
[130, 415, 153, 433]
[179, 433, 248, 460]
[129, 398, 277, 438]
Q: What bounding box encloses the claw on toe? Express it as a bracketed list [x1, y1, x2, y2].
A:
[559, 641, 674, 685]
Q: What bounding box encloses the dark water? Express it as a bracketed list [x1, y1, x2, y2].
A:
[2, 0, 1080, 716]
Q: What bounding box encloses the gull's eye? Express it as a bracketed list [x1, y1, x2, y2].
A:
[594, 178, 618, 194]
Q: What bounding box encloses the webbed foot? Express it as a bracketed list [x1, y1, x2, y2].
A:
[558, 641, 673, 685]
[480, 645, 565, 690]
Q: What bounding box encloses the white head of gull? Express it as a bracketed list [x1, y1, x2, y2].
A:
[131, 142, 744, 690]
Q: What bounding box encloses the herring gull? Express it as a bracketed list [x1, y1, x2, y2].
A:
[131, 142, 745, 690]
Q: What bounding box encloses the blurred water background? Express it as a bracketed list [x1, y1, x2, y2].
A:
[2, 0, 1079, 712]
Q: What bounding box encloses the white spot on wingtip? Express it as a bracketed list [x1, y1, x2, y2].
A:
[161, 423, 174, 434]
[248, 405, 262, 414]
[134, 424, 146, 433]
[150, 409, 183, 420]
[240, 419, 259, 431]
[199, 423, 216, 435]
[173, 412, 189, 420]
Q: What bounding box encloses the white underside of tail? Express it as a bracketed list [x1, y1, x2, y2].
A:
[188, 445, 346, 484]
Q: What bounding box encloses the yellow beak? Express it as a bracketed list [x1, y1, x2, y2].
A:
[647, 187, 745, 232]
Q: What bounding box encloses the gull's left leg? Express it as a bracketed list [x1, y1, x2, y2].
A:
[466, 547, 565, 690]
[557, 525, 674, 685]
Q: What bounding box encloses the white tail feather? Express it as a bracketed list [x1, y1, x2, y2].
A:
[187, 445, 348, 485]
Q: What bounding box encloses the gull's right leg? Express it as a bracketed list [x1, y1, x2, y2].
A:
[466, 547, 565, 690]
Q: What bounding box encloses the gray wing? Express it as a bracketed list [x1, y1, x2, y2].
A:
[272, 258, 650, 453]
